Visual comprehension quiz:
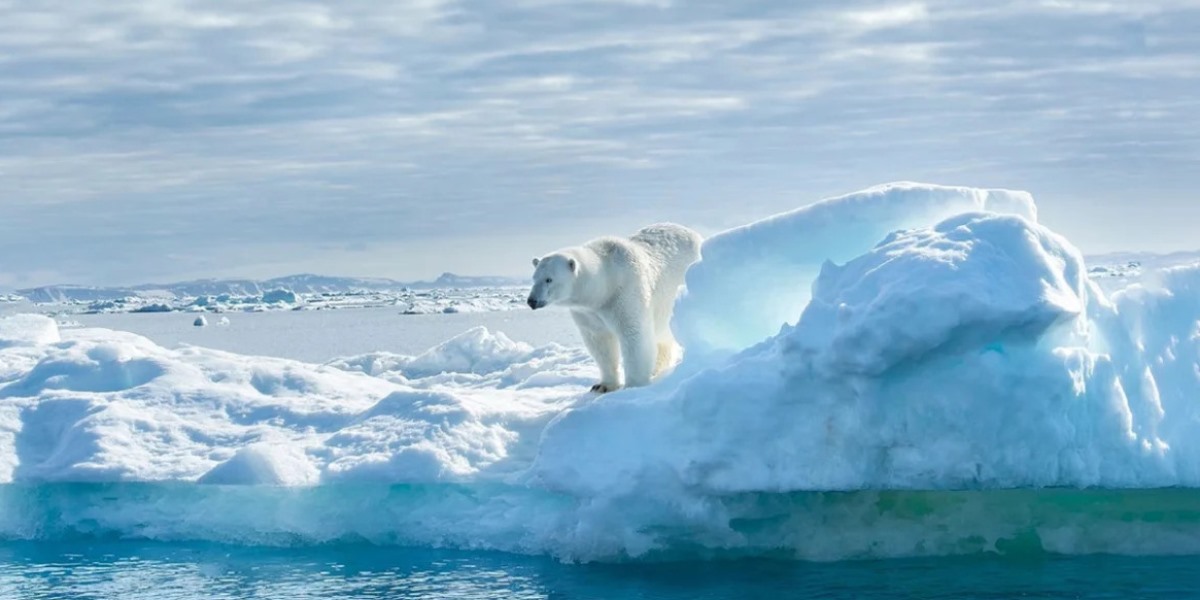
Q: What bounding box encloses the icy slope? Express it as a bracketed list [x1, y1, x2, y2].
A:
[535, 211, 1200, 495]
[673, 182, 1037, 354]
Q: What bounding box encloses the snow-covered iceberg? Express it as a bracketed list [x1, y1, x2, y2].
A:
[673, 182, 1037, 355]
[1, 182, 1198, 561]
[535, 211, 1193, 497]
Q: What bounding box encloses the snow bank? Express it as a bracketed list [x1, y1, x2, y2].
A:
[0, 314, 60, 349]
[1, 182, 1199, 562]
[674, 182, 1037, 355]
[0, 325, 591, 487]
[198, 442, 320, 486]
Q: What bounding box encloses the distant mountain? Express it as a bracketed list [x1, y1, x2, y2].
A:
[18, 285, 154, 304]
[428, 272, 528, 288]
[17, 272, 527, 304]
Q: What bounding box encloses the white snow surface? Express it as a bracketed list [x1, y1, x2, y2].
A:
[0, 323, 591, 485]
[2, 181, 1199, 560]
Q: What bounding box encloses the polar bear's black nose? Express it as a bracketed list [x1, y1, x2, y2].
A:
[527, 298, 539, 310]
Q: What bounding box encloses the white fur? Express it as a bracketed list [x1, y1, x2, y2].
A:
[528, 223, 703, 392]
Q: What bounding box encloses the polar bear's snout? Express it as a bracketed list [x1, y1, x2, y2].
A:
[527, 253, 576, 309]
[526, 281, 549, 309]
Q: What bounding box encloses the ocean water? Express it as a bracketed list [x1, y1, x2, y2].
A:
[2, 541, 1199, 599]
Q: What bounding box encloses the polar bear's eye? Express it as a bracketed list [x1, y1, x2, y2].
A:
[545, 278, 553, 284]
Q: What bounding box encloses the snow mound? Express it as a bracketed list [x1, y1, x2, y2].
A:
[199, 442, 319, 486]
[328, 326, 586, 387]
[0, 315, 60, 348]
[331, 327, 534, 379]
[674, 182, 1038, 355]
[792, 212, 1086, 377]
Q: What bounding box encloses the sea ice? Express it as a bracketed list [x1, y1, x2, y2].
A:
[262, 288, 299, 305]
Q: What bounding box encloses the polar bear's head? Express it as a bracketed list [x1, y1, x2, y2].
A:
[527, 254, 577, 310]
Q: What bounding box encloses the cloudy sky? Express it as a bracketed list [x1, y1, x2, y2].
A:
[2, 0, 1198, 287]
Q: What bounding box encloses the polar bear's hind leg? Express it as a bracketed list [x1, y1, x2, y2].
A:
[654, 340, 676, 377]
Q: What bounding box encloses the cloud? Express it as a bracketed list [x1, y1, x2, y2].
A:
[1, 0, 1198, 286]
[841, 2, 930, 31]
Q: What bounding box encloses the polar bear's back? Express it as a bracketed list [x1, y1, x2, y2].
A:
[629, 223, 702, 271]
[572, 223, 701, 307]
[629, 224, 703, 325]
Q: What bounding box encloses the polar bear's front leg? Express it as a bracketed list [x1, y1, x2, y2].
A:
[616, 309, 657, 388]
[572, 310, 621, 393]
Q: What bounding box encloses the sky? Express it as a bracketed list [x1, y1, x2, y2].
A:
[1, 0, 1199, 288]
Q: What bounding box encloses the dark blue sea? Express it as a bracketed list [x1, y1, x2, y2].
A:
[3, 541, 1199, 599]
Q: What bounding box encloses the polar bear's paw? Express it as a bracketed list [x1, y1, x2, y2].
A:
[590, 383, 619, 394]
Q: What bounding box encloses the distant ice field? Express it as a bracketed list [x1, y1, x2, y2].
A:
[67, 306, 581, 362]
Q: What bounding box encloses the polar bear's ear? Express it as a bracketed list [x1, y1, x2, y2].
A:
[568, 258, 577, 272]
[532, 257, 540, 267]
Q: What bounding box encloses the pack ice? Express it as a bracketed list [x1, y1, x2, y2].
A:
[2, 182, 1198, 560]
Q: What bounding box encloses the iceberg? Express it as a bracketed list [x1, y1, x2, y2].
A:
[535, 210, 1193, 497]
[1, 182, 1198, 561]
[673, 182, 1037, 355]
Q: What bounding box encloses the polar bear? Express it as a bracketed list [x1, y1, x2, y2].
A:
[527, 223, 703, 393]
